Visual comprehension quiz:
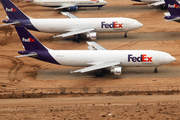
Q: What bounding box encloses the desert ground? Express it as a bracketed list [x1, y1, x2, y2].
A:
[1, 0, 180, 119]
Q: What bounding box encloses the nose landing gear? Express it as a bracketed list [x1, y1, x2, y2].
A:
[154, 67, 158, 73]
[124, 32, 127, 38]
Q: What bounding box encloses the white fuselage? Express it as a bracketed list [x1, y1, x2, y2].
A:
[30, 18, 143, 33]
[32, 0, 108, 7]
[48, 50, 175, 67]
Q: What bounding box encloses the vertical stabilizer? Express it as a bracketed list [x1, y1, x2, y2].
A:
[15, 26, 47, 51]
[165, 0, 180, 16]
[1, 0, 29, 19]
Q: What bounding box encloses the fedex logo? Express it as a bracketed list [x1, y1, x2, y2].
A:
[128, 54, 152, 62]
[22, 38, 35, 42]
[168, 4, 180, 8]
[101, 21, 123, 29]
[6, 8, 17, 12]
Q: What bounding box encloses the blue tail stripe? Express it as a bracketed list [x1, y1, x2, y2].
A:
[1, 0, 29, 20]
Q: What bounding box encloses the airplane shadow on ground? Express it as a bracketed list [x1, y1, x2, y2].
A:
[36, 66, 180, 80]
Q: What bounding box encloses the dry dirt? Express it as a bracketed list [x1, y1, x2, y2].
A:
[1, 0, 180, 119]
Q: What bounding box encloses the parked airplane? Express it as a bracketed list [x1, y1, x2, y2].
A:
[24, 0, 108, 10]
[164, 0, 180, 22]
[131, 0, 167, 9]
[0, 0, 143, 43]
[14, 26, 175, 77]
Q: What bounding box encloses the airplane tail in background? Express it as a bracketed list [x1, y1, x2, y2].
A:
[165, 0, 180, 16]
[15, 26, 47, 51]
[0, 0, 29, 20]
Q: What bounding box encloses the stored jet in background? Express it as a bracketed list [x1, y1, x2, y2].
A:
[164, 0, 180, 22]
[14, 26, 176, 77]
[132, 0, 167, 9]
[0, 0, 143, 43]
[24, 0, 108, 10]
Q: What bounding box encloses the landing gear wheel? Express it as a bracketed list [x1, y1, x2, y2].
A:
[124, 33, 127, 38]
[154, 68, 158, 73]
[160, 5, 167, 10]
[77, 39, 80, 43]
[73, 35, 81, 43]
[95, 70, 104, 77]
[76, 34, 81, 43]
[98, 7, 100, 10]
[73, 39, 77, 42]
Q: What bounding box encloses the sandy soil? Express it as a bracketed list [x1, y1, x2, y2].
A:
[1, 0, 180, 119]
[0, 95, 180, 120]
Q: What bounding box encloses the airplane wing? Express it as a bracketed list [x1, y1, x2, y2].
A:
[87, 41, 107, 50]
[61, 12, 79, 19]
[53, 28, 95, 38]
[71, 61, 121, 73]
[148, 1, 165, 7]
[15, 52, 37, 58]
[53, 5, 74, 10]
[164, 17, 180, 22]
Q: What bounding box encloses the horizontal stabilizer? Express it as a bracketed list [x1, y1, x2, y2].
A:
[53, 28, 95, 38]
[61, 12, 79, 19]
[71, 61, 121, 73]
[15, 52, 37, 58]
[87, 41, 107, 50]
[164, 17, 180, 22]
[0, 21, 20, 27]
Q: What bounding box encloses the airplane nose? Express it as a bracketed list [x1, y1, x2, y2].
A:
[138, 22, 143, 28]
[165, 55, 176, 64]
[170, 56, 176, 63]
[132, 21, 143, 30]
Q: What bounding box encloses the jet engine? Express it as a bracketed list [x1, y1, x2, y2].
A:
[68, 6, 78, 11]
[110, 67, 122, 75]
[86, 32, 97, 40]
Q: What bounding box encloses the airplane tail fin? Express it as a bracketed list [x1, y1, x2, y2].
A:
[165, 0, 180, 16]
[1, 0, 29, 20]
[15, 26, 47, 51]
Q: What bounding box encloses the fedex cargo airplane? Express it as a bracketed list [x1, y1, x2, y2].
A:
[14, 26, 176, 77]
[0, 0, 143, 43]
[25, 0, 108, 10]
[164, 0, 180, 22]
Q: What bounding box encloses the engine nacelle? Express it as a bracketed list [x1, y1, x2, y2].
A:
[86, 32, 97, 40]
[110, 67, 122, 75]
[68, 6, 78, 11]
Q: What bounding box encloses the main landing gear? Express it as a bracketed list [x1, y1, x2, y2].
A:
[73, 34, 81, 43]
[95, 70, 104, 77]
[124, 32, 127, 38]
[154, 67, 158, 73]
